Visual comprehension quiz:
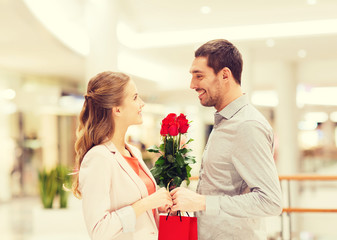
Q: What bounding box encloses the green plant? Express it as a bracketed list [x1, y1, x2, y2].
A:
[56, 165, 72, 208]
[38, 165, 72, 209]
[38, 168, 58, 208]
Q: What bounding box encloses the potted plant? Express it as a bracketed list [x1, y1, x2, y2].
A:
[56, 165, 72, 208]
[38, 168, 58, 208]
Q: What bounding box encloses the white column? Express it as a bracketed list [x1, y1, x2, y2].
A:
[275, 62, 299, 175]
[240, 47, 253, 96]
[85, 0, 119, 81]
[274, 62, 299, 239]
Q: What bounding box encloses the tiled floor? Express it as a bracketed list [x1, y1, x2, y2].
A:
[0, 196, 90, 240]
[1, 188, 337, 240]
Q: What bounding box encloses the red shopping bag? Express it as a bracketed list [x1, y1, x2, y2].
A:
[158, 213, 198, 240]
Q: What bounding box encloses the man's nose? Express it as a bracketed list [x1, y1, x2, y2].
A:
[190, 79, 196, 89]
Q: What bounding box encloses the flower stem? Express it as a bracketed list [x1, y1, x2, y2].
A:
[172, 136, 175, 155]
[164, 136, 167, 158]
[178, 133, 181, 151]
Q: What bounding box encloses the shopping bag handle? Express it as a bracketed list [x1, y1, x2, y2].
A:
[165, 179, 190, 221]
[166, 210, 190, 222]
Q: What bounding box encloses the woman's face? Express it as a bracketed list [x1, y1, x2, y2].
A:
[119, 80, 145, 126]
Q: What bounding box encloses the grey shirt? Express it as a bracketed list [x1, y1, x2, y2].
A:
[196, 95, 282, 240]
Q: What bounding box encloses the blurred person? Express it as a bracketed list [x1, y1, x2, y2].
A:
[170, 39, 282, 240]
[72, 71, 172, 240]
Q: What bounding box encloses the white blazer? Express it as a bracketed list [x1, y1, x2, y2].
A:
[79, 141, 159, 240]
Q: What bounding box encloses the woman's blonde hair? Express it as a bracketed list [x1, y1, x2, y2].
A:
[72, 71, 130, 198]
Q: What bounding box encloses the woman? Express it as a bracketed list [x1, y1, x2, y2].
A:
[72, 71, 172, 240]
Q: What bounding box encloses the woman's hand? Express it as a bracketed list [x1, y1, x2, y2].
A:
[132, 188, 172, 217]
[147, 187, 173, 209]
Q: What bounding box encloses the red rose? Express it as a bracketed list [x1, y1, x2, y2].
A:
[177, 114, 189, 134]
[160, 123, 169, 136]
[161, 113, 178, 136]
[168, 122, 179, 136]
[163, 113, 176, 125]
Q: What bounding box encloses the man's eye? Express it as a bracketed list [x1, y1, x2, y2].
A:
[196, 75, 203, 79]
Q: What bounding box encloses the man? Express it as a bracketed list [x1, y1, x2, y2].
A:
[170, 39, 282, 240]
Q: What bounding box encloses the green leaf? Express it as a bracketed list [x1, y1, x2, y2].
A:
[172, 176, 182, 187]
[186, 165, 192, 177]
[159, 143, 165, 152]
[185, 177, 191, 186]
[167, 154, 175, 163]
[185, 156, 196, 164]
[175, 153, 184, 167]
[178, 148, 193, 155]
[181, 138, 194, 148]
[147, 145, 160, 153]
[154, 156, 165, 166]
[150, 166, 163, 178]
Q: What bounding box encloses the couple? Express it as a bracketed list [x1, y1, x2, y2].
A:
[72, 39, 283, 240]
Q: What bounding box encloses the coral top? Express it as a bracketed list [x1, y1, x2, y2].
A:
[123, 155, 156, 199]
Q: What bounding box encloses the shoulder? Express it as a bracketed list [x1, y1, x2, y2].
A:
[81, 144, 113, 168]
[234, 105, 273, 141]
[239, 104, 272, 130]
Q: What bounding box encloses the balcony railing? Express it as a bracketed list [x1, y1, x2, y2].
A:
[190, 175, 337, 239]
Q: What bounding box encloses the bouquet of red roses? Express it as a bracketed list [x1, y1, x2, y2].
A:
[147, 113, 195, 189]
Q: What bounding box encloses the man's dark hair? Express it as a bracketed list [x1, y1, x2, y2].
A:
[195, 39, 243, 85]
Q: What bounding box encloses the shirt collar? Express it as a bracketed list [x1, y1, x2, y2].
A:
[215, 95, 249, 123]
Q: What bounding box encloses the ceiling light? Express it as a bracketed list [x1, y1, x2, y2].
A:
[297, 86, 337, 106]
[307, 0, 317, 5]
[200, 6, 211, 14]
[251, 90, 278, 107]
[0, 89, 16, 100]
[266, 39, 275, 47]
[298, 49, 307, 58]
[304, 112, 328, 123]
[330, 112, 337, 122]
[298, 121, 317, 131]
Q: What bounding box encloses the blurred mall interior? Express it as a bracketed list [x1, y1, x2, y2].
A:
[1, 0, 337, 239]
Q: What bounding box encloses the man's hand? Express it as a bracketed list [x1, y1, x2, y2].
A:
[170, 187, 206, 212]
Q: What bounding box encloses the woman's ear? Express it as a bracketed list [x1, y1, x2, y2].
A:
[112, 106, 122, 117]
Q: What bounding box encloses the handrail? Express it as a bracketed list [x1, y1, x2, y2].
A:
[190, 174, 337, 181]
[279, 175, 337, 181]
[283, 208, 337, 213]
[279, 174, 337, 213]
[279, 174, 337, 239]
[189, 175, 337, 213]
[191, 175, 337, 181]
[190, 174, 337, 238]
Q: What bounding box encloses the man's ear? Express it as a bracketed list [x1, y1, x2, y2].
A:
[221, 67, 230, 80]
[112, 106, 122, 117]
[221, 67, 231, 80]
